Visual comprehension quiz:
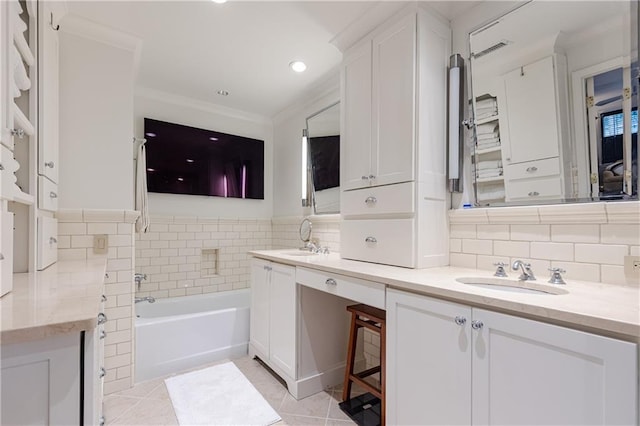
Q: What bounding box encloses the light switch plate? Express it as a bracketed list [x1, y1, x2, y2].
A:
[623, 256, 640, 278]
[93, 234, 108, 254]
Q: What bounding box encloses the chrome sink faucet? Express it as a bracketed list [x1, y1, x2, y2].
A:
[512, 260, 536, 281]
[134, 273, 147, 290]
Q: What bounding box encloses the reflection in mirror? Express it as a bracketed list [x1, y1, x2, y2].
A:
[299, 218, 312, 243]
[306, 102, 340, 214]
[469, 1, 638, 206]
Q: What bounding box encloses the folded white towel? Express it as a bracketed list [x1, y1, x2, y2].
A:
[476, 160, 503, 170]
[476, 111, 498, 121]
[13, 15, 34, 67]
[11, 80, 21, 98]
[476, 98, 497, 109]
[477, 130, 499, 140]
[476, 105, 497, 114]
[477, 138, 500, 147]
[476, 169, 503, 178]
[477, 122, 499, 134]
[476, 142, 500, 152]
[477, 188, 505, 201]
[12, 45, 30, 91]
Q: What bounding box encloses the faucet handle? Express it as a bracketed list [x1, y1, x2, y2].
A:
[493, 262, 508, 277]
[548, 267, 566, 285]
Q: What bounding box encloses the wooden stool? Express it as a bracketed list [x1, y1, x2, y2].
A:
[342, 303, 386, 426]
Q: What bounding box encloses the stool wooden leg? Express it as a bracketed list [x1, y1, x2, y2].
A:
[380, 320, 386, 426]
[342, 312, 358, 402]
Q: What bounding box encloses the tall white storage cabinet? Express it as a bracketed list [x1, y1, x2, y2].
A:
[387, 289, 638, 425]
[340, 6, 450, 269]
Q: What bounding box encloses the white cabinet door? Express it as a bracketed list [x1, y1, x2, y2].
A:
[341, 40, 372, 191]
[268, 262, 296, 379]
[386, 289, 472, 425]
[372, 14, 415, 187]
[249, 258, 271, 358]
[503, 56, 560, 164]
[471, 308, 638, 425]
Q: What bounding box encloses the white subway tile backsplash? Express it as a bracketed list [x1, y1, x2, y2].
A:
[450, 224, 476, 239]
[631, 246, 640, 256]
[601, 224, 640, 245]
[530, 242, 574, 262]
[59, 222, 87, 236]
[493, 241, 530, 258]
[477, 224, 509, 240]
[462, 239, 492, 255]
[59, 248, 87, 261]
[510, 224, 550, 242]
[574, 244, 628, 266]
[551, 224, 599, 243]
[549, 261, 600, 283]
[600, 265, 630, 286]
[87, 223, 118, 235]
[450, 253, 477, 269]
[476, 255, 510, 272]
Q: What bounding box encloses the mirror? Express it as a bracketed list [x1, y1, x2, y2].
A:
[299, 218, 312, 243]
[306, 102, 340, 214]
[469, 1, 638, 206]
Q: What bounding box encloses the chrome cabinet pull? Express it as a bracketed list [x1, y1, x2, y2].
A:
[454, 316, 467, 326]
[49, 237, 57, 244]
[325, 278, 337, 286]
[368, 174, 376, 179]
[365, 236, 377, 243]
[364, 196, 377, 205]
[49, 191, 58, 198]
[97, 313, 107, 325]
[528, 191, 539, 197]
[525, 166, 538, 173]
[44, 161, 55, 168]
[361, 176, 369, 180]
[100, 330, 106, 339]
[471, 320, 484, 330]
[99, 367, 106, 378]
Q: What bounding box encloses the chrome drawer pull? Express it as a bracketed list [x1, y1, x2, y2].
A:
[365, 236, 377, 243]
[454, 316, 467, 326]
[368, 174, 376, 179]
[361, 176, 369, 180]
[99, 367, 106, 378]
[49, 191, 57, 198]
[325, 278, 337, 286]
[49, 237, 57, 244]
[528, 191, 540, 197]
[364, 196, 377, 205]
[44, 161, 55, 168]
[525, 166, 538, 173]
[97, 313, 107, 325]
[100, 330, 106, 339]
[471, 320, 484, 330]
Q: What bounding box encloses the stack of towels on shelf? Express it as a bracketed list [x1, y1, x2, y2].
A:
[475, 159, 503, 180]
[475, 97, 498, 120]
[12, 4, 31, 99]
[476, 122, 500, 151]
[477, 184, 505, 202]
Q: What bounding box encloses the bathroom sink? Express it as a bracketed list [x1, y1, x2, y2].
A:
[455, 277, 568, 295]
[281, 250, 319, 257]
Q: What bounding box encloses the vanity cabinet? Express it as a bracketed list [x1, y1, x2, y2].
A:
[249, 258, 297, 380]
[386, 288, 638, 425]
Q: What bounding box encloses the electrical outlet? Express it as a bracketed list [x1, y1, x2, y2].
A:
[93, 234, 108, 254]
[623, 256, 640, 277]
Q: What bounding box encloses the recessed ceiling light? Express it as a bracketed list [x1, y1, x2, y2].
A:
[145, 132, 157, 137]
[186, 159, 195, 163]
[147, 168, 155, 172]
[209, 137, 219, 141]
[289, 61, 307, 73]
[178, 177, 184, 181]
[217, 90, 229, 96]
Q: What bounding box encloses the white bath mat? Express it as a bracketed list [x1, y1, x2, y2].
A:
[165, 362, 281, 426]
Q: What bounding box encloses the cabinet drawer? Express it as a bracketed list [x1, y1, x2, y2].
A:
[38, 176, 58, 212]
[341, 219, 415, 268]
[506, 157, 560, 180]
[342, 182, 414, 217]
[37, 216, 58, 270]
[506, 176, 563, 200]
[296, 267, 385, 310]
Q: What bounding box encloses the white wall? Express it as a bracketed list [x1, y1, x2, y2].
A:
[58, 30, 135, 210]
[272, 76, 340, 217]
[134, 89, 273, 219]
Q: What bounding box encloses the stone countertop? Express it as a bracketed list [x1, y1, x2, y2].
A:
[0, 258, 107, 344]
[250, 250, 640, 340]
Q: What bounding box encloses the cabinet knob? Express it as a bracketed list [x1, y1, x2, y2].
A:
[471, 320, 484, 330]
[365, 196, 377, 205]
[525, 166, 538, 173]
[368, 174, 376, 180]
[97, 313, 107, 325]
[49, 237, 57, 244]
[10, 128, 25, 138]
[528, 191, 539, 197]
[361, 176, 369, 180]
[454, 316, 467, 326]
[49, 191, 58, 198]
[325, 278, 337, 286]
[365, 236, 377, 243]
[44, 161, 55, 168]
[100, 330, 106, 339]
[99, 367, 106, 378]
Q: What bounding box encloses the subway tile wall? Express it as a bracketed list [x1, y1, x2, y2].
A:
[57, 209, 138, 395]
[272, 216, 341, 252]
[134, 216, 272, 298]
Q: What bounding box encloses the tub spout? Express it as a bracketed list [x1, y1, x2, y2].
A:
[135, 296, 156, 304]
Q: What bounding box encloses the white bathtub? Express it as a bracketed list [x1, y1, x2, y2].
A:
[135, 289, 250, 382]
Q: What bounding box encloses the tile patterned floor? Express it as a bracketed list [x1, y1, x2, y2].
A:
[104, 356, 359, 426]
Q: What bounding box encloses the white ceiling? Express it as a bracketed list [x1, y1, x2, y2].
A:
[66, 1, 477, 118]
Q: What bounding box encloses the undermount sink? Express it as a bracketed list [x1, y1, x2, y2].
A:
[456, 277, 568, 296]
[282, 250, 319, 257]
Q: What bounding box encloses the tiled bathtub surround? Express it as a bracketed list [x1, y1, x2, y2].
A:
[272, 215, 340, 252]
[134, 216, 272, 299]
[57, 209, 138, 395]
[448, 202, 640, 286]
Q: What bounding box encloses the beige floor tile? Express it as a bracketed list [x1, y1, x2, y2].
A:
[279, 413, 327, 425]
[279, 390, 333, 418]
[146, 383, 171, 400]
[103, 395, 143, 425]
[109, 398, 178, 426]
[325, 419, 356, 425]
[326, 391, 353, 422]
[117, 378, 164, 398]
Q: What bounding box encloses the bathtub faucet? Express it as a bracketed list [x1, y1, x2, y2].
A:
[135, 296, 156, 304]
[134, 273, 147, 290]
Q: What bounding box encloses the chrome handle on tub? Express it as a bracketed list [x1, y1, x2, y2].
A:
[365, 196, 377, 205]
[471, 320, 484, 330]
[97, 313, 107, 325]
[99, 367, 106, 378]
[44, 161, 55, 168]
[325, 278, 337, 286]
[49, 191, 57, 198]
[454, 316, 467, 326]
[528, 191, 540, 197]
[365, 236, 377, 243]
[100, 330, 106, 339]
[525, 166, 538, 173]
